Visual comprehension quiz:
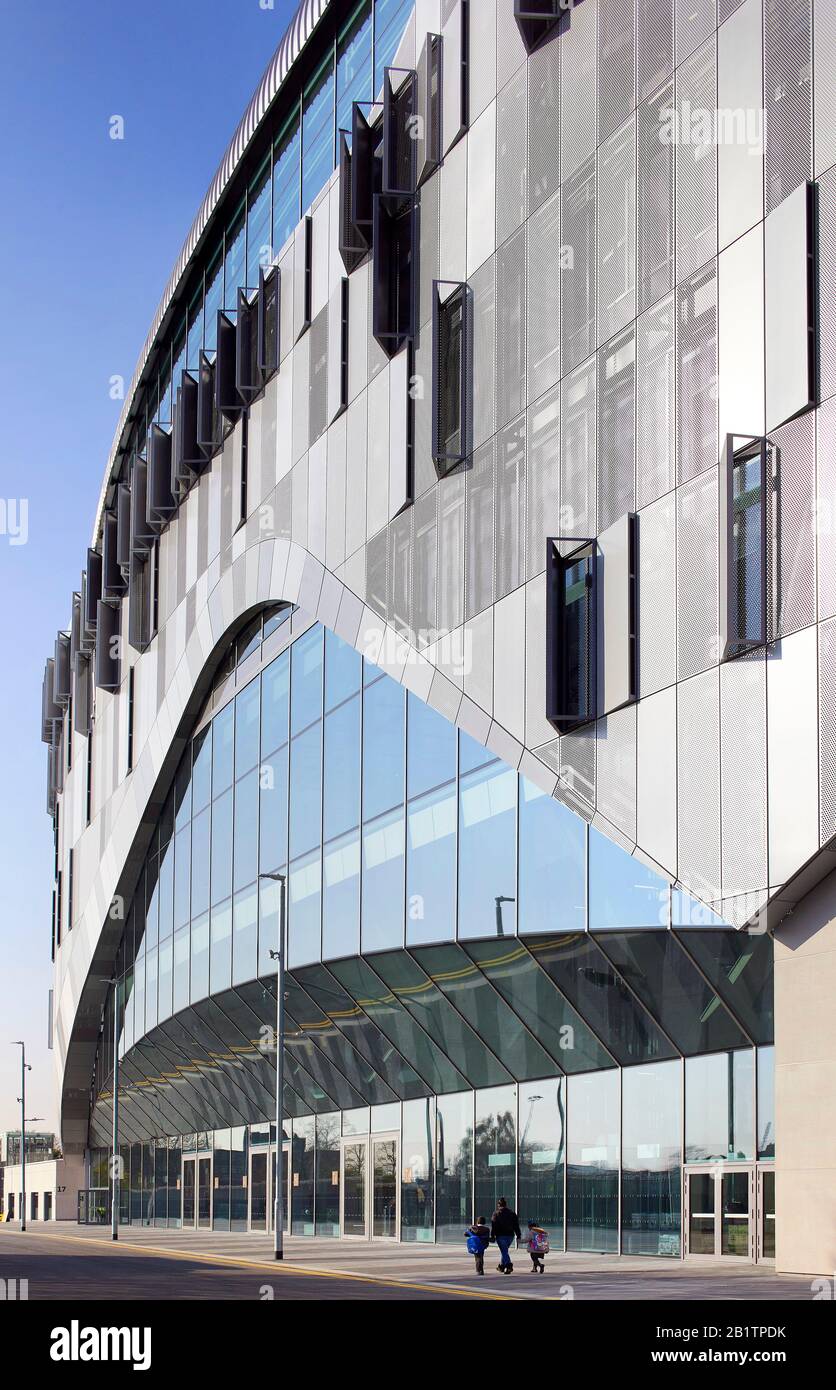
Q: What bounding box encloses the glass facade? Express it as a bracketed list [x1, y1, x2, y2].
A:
[91, 1045, 773, 1254]
[109, 612, 755, 1067]
[90, 614, 774, 1256]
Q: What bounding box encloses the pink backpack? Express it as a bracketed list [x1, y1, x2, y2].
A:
[529, 1228, 550, 1253]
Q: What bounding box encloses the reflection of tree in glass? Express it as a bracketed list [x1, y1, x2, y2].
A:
[475, 1109, 517, 1213]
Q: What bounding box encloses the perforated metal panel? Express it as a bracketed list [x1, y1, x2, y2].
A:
[764, 0, 813, 214]
[675, 36, 718, 282]
[561, 356, 597, 536]
[388, 508, 413, 635]
[465, 439, 496, 621]
[471, 254, 497, 449]
[365, 525, 388, 618]
[418, 172, 441, 332]
[291, 329, 310, 463]
[413, 487, 438, 641]
[677, 262, 718, 483]
[496, 66, 528, 248]
[818, 398, 836, 620]
[496, 227, 527, 429]
[367, 261, 389, 383]
[638, 492, 677, 695]
[597, 327, 636, 530]
[437, 468, 465, 633]
[495, 416, 526, 600]
[528, 37, 560, 214]
[308, 306, 328, 443]
[636, 293, 676, 507]
[561, 158, 597, 373]
[771, 411, 817, 636]
[527, 191, 561, 404]
[596, 704, 637, 839]
[818, 167, 836, 405]
[558, 727, 597, 809]
[637, 0, 674, 104]
[638, 82, 674, 313]
[598, 0, 636, 143]
[412, 330, 435, 499]
[677, 668, 721, 901]
[677, 467, 719, 679]
[819, 618, 836, 843]
[676, 0, 715, 64]
[720, 652, 768, 897]
[526, 382, 561, 580]
[495, 0, 528, 92]
[814, 0, 836, 177]
[598, 117, 636, 344]
[561, 0, 598, 180]
[468, 0, 497, 122]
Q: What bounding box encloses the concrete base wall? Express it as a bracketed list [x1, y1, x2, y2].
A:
[774, 867, 836, 1277]
[2, 1154, 84, 1222]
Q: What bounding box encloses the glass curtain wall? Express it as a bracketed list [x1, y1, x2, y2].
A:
[115, 614, 726, 1065]
[621, 1061, 681, 1255]
[567, 1070, 620, 1252]
[109, 1041, 773, 1246]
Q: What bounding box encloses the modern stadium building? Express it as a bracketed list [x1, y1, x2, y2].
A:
[40, 0, 836, 1274]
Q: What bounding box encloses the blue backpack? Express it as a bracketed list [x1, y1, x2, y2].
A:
[466, 1231, 484, 1255]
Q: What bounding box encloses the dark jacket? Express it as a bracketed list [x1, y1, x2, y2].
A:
[467, 1222, 491, 1248]
[491, 1206, 522, 1241]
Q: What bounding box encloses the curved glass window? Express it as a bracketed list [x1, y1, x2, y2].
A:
[109, 614, 748, 1089]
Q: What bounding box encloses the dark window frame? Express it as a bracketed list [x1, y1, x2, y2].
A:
[720, 433, 774, 660]
[514, 0, 564, 52]
[432, 279, 471, 474]
[546, 536, 598, 733]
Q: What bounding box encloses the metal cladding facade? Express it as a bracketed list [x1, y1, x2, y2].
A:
[42, 0, 836, 1271]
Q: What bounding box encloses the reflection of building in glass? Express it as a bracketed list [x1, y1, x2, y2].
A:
[1, 1131, 55, 1166]
[41, 0, 836, 1276]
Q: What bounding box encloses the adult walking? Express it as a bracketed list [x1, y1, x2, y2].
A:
[491, 1196, 521, 1274]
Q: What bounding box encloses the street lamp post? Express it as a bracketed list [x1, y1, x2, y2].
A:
[495, 895, 515, 938]
[259, 870, 287, 1260]
[12, 1042, 31, 1231]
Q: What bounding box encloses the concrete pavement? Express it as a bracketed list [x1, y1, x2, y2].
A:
[0, 1222, 816, 1300]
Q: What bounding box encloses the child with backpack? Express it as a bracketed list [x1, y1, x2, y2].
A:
[465, 1216, 492, 1275]
[526, 1221, 550, 1273]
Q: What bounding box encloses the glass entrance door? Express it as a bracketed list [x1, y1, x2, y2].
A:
[197, 1156, 212, 1229]
[372, 1137, 398, 1239]
[685, 1166, 756, 1259]
[182, 1158, 196, 1227]
[249, 1151, 269, 1231]
[757, 1168, 775, 1261]
[341, 1135, 399, 1239]
[342, 1139, 368, 1236]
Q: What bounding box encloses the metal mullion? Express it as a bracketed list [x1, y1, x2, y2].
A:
[591, 930, 683, 1058]
[341, 952, 470, 1093]
[432, 940, 568, 1079]
[670, 927, 758, 1046]
[287, 970, 397, 1103]
[521, 937, 621, 1069]
[405, 944, 523, 1083]
[295, 963, 432, 1104]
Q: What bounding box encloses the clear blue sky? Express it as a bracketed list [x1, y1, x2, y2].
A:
[0, 0, 296, 1136]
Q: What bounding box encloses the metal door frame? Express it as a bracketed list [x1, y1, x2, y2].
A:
[339, 1131, 400, 1241]
[684, 1164, 756, 1261]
